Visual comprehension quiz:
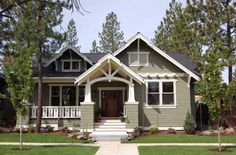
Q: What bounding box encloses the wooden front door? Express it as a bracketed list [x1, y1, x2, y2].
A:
[101, 90, 123, 117]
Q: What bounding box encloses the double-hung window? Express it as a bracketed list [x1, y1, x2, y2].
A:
[128, 52, 149, 66]
[147, 81, 176, 107]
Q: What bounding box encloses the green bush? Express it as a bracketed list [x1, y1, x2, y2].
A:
[133, 127, 143, 137]
[149, 127, 157, 134]
[184, 111, 197, 134]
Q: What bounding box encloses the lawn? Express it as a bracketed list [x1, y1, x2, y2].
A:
[0, 133, 82, 143]
[126, 134, 236, 143]
[0, 145, 98, 155]
[139, 146, 236, 155]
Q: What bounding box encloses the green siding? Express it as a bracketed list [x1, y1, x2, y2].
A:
[116, 40, 184, 74]
[125, 103, 139, 128]
[33, 84, 49, 106]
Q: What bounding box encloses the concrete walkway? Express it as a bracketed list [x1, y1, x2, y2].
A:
[95, 142, 139, 155]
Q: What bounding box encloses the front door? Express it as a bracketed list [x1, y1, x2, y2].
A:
[101, 90, 123, 117]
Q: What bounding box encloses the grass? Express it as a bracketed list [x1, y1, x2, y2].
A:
[0, 133, 82, 143]
[0, 145, 98, 155]
[125, 134, 236, 143]
[139, 146, 236, 155]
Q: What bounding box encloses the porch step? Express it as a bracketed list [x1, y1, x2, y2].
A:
[92, 119, 128, 141]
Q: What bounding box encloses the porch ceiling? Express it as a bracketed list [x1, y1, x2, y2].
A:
[74, 54, 144, 85]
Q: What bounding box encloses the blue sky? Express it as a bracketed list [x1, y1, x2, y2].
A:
[61, 0, 186, 52]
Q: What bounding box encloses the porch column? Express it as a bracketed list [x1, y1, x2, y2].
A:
[80, 80, 95, 132]
[125, 78, 139, 129]
[128, 79, 135, 102]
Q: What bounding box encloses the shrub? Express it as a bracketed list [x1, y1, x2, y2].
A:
[133, 127, 143, 137]
[149, 127, 157, 134]
[184, 111, 197, 134]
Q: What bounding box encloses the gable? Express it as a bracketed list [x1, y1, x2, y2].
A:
[113, 33, 200, 81]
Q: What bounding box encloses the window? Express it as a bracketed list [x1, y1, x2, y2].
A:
[128, 52, 149, 66]
[147, 81, 176, 107]
[62, 59, 80, 71]
[78, 86, 85, 105]
[49, 85, 84, 106]
[51, 86, 60, 106]
[148, 82, 159, 105]
[62, 86, 76, 106]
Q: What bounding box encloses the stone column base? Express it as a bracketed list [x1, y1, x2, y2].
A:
[80, 102, 95, 132]
[124, 102, 139, 129]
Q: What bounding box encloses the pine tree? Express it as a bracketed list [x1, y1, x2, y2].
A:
[98, 12, 125, 53]
[65, 19, 78, 47]
[153, 0, 202, 66]
[90, 40, 99, 53]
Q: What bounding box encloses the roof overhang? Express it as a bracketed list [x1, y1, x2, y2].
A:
[74, 54, 144, 85]
[113, 33, 200, 81]
[45, 45, 93, 67]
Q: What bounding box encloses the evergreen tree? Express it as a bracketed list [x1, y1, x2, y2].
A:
[153, 0, 202, 66]
[65, 19, 78, 47]
[98, 12, 125, 53]
[90, 40, 99, 53]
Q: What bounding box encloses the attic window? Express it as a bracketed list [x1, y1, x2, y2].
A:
[62, 59, 81, 72]
[128, 52, 149, 66]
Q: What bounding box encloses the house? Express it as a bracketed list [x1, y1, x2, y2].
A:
[20, 33, 200, 133]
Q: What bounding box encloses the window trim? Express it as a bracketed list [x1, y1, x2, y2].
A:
[128, 52, 149, 67]
[49, 84, 85, 106]
[145, 79, 177, 108]
[61, 59, 81, 72]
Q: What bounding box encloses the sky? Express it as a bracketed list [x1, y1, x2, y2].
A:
[61, 0, 186, 53]
[60, 0, 230, 82]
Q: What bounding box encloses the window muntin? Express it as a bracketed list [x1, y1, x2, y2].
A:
[62, 59, 80, 71]
[128, 52, 149, 66]
[147, 81, 175, 107]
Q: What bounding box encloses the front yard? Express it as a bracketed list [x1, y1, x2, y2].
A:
[139, 146, 236, 155]
[0, 145, 98, 155]
[125, 134, 236, 143]
[0, 133, 81, 143]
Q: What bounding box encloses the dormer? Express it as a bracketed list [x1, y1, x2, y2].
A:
[45, 45, 93, 73]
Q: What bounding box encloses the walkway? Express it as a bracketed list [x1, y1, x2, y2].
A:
[95, 142, 139, 155]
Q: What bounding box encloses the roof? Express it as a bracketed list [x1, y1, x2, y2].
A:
[45, 44, 93, 67]
[83, 53, 106, 63]
[75, 54, 144, 85]
[167, 53, 200, 76]
[113, 32, 200, 81]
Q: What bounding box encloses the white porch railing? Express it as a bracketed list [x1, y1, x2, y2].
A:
[30, 106, 81, 118]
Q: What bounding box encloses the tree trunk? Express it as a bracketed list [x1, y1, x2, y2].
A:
[36, 50, 42, 133]
[218, 120, 221, 152]
[20, 114, 23, 150]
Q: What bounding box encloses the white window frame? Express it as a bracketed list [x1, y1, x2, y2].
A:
[49, 84, 85, 106]
[61, 59, 81, 72]
[145, 79, 177, 108]
[128, 52, 149, 66]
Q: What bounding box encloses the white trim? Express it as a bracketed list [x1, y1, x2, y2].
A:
[74, 54, 144, 85]
[125, 101, 139, 105]
[45, 44, 93, 67]
[112, 33, 200, 81]
[80, 102, 95, 105]
[138, 73, 187, 78]
[145, 80, 177, 107]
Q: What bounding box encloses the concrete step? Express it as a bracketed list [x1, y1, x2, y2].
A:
[95, 122, 125, 126]
[99, 119, 122, 123]
[94, 128, 128, 132]
[91, 131, 128, 142]
[95, 125, 126, 129]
